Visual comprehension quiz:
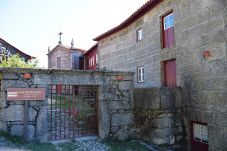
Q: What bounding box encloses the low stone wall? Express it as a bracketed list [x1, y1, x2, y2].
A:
[0, 68, 134, 141]
[133, 87, 186, 150]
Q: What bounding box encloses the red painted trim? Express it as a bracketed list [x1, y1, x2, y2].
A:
[191, 121, 209, 151]
[94, 0, 163, 41]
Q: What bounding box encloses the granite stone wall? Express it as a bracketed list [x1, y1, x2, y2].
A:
[97, 0, 227, 150]
[133, 88, 186, 150]
[0, 68, 134, 141]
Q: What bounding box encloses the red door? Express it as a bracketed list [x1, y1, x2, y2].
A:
[164, 59, 176, 87]
[191, 121, 209, 151]
[56, 85, 62, 94]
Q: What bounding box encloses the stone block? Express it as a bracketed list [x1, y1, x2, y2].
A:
[160, 88, 174, 110]
[3, 73, 19, 80]
[11, 125, 35, 140]
[4, 105, 24, 121]
[150, 128, 173, 138]
[152, 117, 173, 128]
[0, 121, 7, 131]
[4, 105, 37, 122]
[98, 101, 110, 139]
[113, 127, 131, 141]
[119, 81, 133, 90]
[36, 106, 48, 141]
[112, 113, 134, 126]
[2, 80, 29, 91]
[33, 74, 51, 84]
[109, 101, 130, 110]
[133, 88, 160, 109]
[152, 137, 170, 145]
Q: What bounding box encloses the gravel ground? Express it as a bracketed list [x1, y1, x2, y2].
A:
[0, 136, 171, 151]
[0, 137, 28, 151]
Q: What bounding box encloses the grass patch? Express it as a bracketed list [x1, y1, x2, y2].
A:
[0, 131, 25, 144]
[24, 141, 57, 151]
[0, 131, 57, 151]
[107, 141, 148, 151]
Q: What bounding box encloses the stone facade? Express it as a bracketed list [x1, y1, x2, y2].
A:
[48, 44, 84, 70]
[96, 0, 227, 150]
[0, 68, 134, 141]
[134, 88, 186, 150]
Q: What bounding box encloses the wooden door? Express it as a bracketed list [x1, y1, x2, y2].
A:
[191, 122, 209, 151]
[164, 59, 176, 87]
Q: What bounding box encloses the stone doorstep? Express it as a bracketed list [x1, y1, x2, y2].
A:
[50, 136, 99, 144]
[132, 140, 175, 151]
[132, 140, 160, 150]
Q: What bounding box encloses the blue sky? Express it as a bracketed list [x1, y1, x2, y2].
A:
[0, 0, 147, 67]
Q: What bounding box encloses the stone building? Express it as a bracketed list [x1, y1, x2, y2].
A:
[0, 37, 33, 62]
[48, 38, 85, 70]
[94, 0, 227, 150]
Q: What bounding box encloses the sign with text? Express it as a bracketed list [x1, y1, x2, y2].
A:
[7, 88, 46, 101]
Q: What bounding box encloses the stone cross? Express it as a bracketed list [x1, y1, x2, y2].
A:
[58, 32, 63, 44]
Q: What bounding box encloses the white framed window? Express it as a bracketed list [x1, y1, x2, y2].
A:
[96, 54, 98, 64]
[193, 123, 208, 144]
[137, 66, 144, 82]
[89, 58, 91, 67]
[91, 56, 94, 66]
[164, 13, 174, 30]
[137, 28, 143, 42]
[92, 56, 95, 66]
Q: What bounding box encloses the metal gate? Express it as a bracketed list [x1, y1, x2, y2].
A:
[48, 85, 98, 141]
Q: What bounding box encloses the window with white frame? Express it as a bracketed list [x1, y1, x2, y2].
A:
[193, 123, 208, 144]
[89, 58, 91, 67]
[137, 66, 144, 82]
[164, 13, 174, 30]
[137, 28, 143, 42]
[96, 54, 98, 64]
[92, 56, 95, 66]
[91, 56, 94, 66]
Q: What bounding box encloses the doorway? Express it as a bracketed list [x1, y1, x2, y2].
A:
[163, 59, 176, 87]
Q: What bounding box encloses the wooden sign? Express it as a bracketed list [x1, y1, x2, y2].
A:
[7, 88, 46, 101]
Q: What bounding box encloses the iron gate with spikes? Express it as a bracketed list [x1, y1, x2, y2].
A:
[48, 85, 98, 141]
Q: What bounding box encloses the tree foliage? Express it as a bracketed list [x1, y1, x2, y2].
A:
[0, 54, 38, 68]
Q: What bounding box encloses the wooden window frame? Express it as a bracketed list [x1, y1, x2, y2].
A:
[137, 66, 144, 83]
[136, 28, 143, 42]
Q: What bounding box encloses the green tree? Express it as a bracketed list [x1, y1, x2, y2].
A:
[0, 54, 38, 68]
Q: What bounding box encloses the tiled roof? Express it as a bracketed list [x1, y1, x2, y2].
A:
[0, 37, 34, 59]
[47, 44, 86, 55]
[93, 0, 163, 41]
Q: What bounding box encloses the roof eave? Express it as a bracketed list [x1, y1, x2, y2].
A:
[93, 0, 163, 41]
